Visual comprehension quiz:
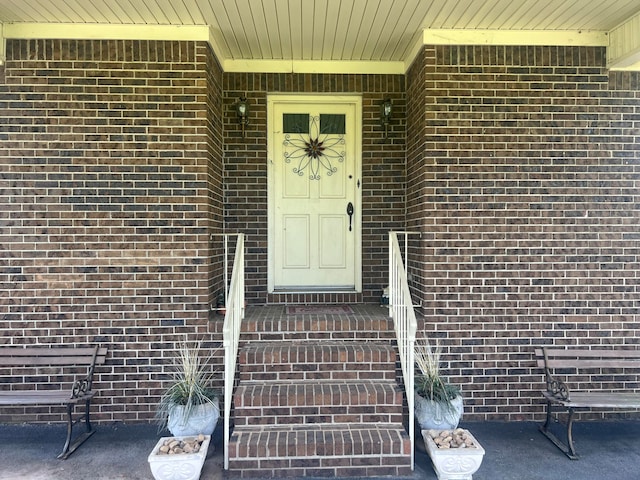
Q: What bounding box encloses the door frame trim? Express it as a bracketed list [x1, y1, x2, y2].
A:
[267, 93, 363, 294]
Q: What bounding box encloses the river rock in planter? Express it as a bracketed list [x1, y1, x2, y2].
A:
[415, 394, 463, 430]
[167, 399, 220, 437]
[148, 435, 211, 480]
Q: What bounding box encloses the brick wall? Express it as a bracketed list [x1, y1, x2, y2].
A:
[223, 73, 406, 305]
[206, 43, 226, 310]
[406, 45, 640, 420]
[4, 37, 640, 425]
[0, 39, 225, 423]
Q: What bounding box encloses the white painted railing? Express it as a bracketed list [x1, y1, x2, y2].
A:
[388, 231, 420, 470]
[222, 233, 245, 470]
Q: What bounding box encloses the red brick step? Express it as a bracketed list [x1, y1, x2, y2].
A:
[233, 381, 404, 426]
[240, 306, 395, 342]
[228, 423, 412, 478]
[238, 341, 397, 382]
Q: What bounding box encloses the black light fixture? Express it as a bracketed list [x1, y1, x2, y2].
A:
[236, 96, 249, 137]
[380, 98, 392, 138]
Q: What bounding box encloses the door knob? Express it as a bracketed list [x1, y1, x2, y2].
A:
[347, 202, 354, 231]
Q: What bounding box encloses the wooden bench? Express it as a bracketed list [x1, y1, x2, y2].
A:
[0, 345, 107, 459]
[535, 347, 640, 459]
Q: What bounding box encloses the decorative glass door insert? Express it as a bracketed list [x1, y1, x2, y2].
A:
[282, 114, 346, 180]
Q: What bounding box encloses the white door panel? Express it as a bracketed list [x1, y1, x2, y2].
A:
[319, 215, 347, 268]
[283, 167, 310, 198]
[282, 215, 310, 268]
[268, 95, 362, 292]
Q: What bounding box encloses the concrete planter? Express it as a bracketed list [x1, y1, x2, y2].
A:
[167, 399, 219, 437]
[415, 393, 463, 430]
[422, 429, 485, 480]
[148, 435, 210, 480]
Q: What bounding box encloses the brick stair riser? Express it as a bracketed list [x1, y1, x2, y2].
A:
[241, 331, 396, 342]
[233, 408, 404, 426]
[239, 369, 397, 382]
[241, 318, 396, 343]
[233, 383, 404, 426]
[229, 428, 411, 457]
[238, 343, 397, 382]
[240, 343, 397, 363]
[234, 383, 403, 407]
[227, 426, 412, 477]
[228, 458, 413, 478]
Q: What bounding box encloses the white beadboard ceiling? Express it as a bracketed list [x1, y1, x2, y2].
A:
[1, 0, 639, 71]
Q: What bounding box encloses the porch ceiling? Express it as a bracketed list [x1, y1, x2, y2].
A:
[0, 0, 639, 72]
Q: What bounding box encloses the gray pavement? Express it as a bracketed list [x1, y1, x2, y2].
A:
[1, 420, 640, 479]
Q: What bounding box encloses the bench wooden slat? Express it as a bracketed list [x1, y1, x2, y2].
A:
[543, 391, 640, 408]
[0, 347, 107, 367]
[0, 357, 96, 366]
[535, 348, 640, 358]
[534, 348, 640, 369]
[541, 359, 640, 369]
[0, 347, 100, 357]
[0, 391, 95, 405]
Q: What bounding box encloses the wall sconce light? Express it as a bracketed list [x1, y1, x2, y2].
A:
[236, 96, 249, 137]
[380, 98, 392, 138]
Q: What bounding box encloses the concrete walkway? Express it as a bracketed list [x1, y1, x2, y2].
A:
[2, 420, 640, 479]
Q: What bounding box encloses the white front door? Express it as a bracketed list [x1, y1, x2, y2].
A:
[268, 95, 362, 293]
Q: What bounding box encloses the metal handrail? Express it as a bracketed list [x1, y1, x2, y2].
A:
[222, 233, 245, 470]
[388, 231, 420, 470]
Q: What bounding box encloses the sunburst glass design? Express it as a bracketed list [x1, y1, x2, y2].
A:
[283, 115, 345, 180]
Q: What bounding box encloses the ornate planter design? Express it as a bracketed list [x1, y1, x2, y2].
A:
[148, 435, 210, 480]
[422, 429, 485, 480]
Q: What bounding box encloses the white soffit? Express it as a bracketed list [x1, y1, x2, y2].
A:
[608, 11, 640, 70]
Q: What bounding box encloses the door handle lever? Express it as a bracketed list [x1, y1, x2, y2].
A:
[347, 202, 354, 231]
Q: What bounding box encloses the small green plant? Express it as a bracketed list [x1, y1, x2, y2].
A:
[415, 339, 460, 402]
[156, 338, 219, 430]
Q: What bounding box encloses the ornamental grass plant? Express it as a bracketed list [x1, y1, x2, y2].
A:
[156, 338, 219, 431]
[414, 339, 460, 403]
